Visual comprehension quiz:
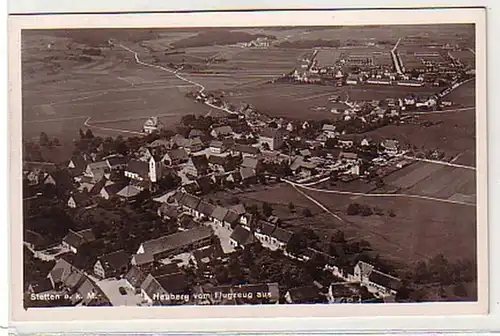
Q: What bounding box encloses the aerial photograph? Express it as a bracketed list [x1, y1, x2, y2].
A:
[21, 24, 477, 308]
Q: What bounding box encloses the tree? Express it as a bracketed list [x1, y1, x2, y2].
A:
[229, 197, 240, 205]
[261, 142, 270, 151]
[360, 205, 373, 217]
[39, 132, 50, 147]
[286, 233, 308, 256]
[388, 209, 396, 217]
[262, 202, 273, 217]
[302, 208, 313, 217]
[346, 203, 360, 216]
[248, 204, 259, 215]
[79, 129, 86, 139]
[331, 230, 346, 245]
[82, 129, 94, 140]
[324, 137, 338, 149]
[288, 202, 295, 212]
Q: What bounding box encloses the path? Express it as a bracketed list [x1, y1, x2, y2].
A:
[402, 155, 475, 170]
[391, 37, 404, 75]
[402, 106, 475, 116]
[116, 42, 238, 116]
[283, 179, 475, 207]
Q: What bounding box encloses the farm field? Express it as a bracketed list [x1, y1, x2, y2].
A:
[385, 162, 476, 202]
[299, 188, 477, 266]
[445, 78, 476, 107]
[450, 49, 476, 69]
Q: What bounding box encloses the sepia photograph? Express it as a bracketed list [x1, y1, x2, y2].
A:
[9, 8, 488, 322]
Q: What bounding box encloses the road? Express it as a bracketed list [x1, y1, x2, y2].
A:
[391, 37, 404, 75]
[283, 179, 475, 207]
[402, 155, 475, 170]
[402, 106, 475, 116]
[117, 43, 239, 116]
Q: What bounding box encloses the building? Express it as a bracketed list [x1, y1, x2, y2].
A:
[396, 79, 425, 87]
[352, 261, 402, 297]
[67, 192, 90, 209]
[211, 206, 229, 228]
[62, 229, 96, 254]
[162, 149, 188, 166]
[380, 139, 399, 155]
[124, 160, 150, 182]
[93, 250, 130, 279]
[124, 265, 147, 294]
[284, 285, 324, 304]
[184, 155, 209, 177]
[116, 185, 143, 200]
[140, 271, 188, 305]
[209, 140, 230, 154]
[28, 278, 54, 296]
[105, 155, 127, 171]
[229, 225, 255, 248]
[366, 78, 392, 85]
[83, 161, 110, 183]
[322, 124, 338, 138]
[143, 116, 164, 134]
[258, 127, 285, 151]
[47, 258, 85, 292]
[131, 252, 155, 269]
[136, 226, 214, 261]
[208, 155, 237, 174]
[194, 201, 216, 221]
[98, 182, 128, 200]
[178, 193, 201, 216]
[210, 125, 233, 139]
[231, 144, 260, 158]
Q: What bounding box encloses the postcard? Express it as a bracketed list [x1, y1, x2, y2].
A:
[8, 7, 488, 323]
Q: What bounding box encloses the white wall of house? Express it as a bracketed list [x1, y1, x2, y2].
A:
[68, 198, 77, 208]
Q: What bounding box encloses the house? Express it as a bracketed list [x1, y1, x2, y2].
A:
[224, 171, 242, 185]
[239, 167, 257, 183]
[338, 152, 359, 163]
[47, 258, 85, 292]
[229, 203, 246, 216]
[93, 250, 130, 279]
[209, 140, 231, 154]
[99, 182, 128, 200]
[380, 139, 399, 155]
[136, 226, 214, 261]
[188, 129, 205, 139]
[116, 184, 143, 200]
[210, 125, 233, 139]
[208, 155, 236, 174]
[178, 213, 199, 231]
[322, 124, 338, 138]
[284, 285, 324, 304]
[229, 225, 255, 248]
[148, 155, 164, 183]
[345, 75, 358, 85]
[67, 154, 89, 175]
[148, 139, 171, 149]
[195, 201, 216, 221]
[162, 149, 188, 166]
[338, 138, 354, 148]
[124, 265, 147, 294]
[76, 276, 111, 306]
[124, 160, 150, 181]
[223, 210, 241, 230]
[211, 206, 229, 227]
[143, 116, 164, 134]
[106, 155, 127, 170]
[66, 192, 91, 209]
[158, 203, 180, 220]
[184, 155, 209, 177]
[178, 193, 201, 215]
[241, 157, 262, 172]
[258, 127, 285, 151]
[131, 252, 155, 269]
[269, 227, 295, 250]
[140, 272, 188, 305]
[62, 229, 96, 254]
[352, 261, 401, 296]
[191, 241, 224, 270]
[83, 161, 110, 183]
[361, 138, 371, 147]
[254, 221, 277, 246]
[231, 144, 260, 158]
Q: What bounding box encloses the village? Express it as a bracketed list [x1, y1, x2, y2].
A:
[22, 102, 428, 307]
[21, 27, 476, 308]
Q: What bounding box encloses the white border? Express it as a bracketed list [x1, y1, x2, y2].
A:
[6, 7, 496, 333]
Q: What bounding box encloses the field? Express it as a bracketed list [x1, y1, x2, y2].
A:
[230, 182, 477, 267]
[304, 188, 476, 266]
[385, 162, 476, 203]
[450, 49, 476, 69]
[446, 78, 476, 107]
[315, 48, 344, 66]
